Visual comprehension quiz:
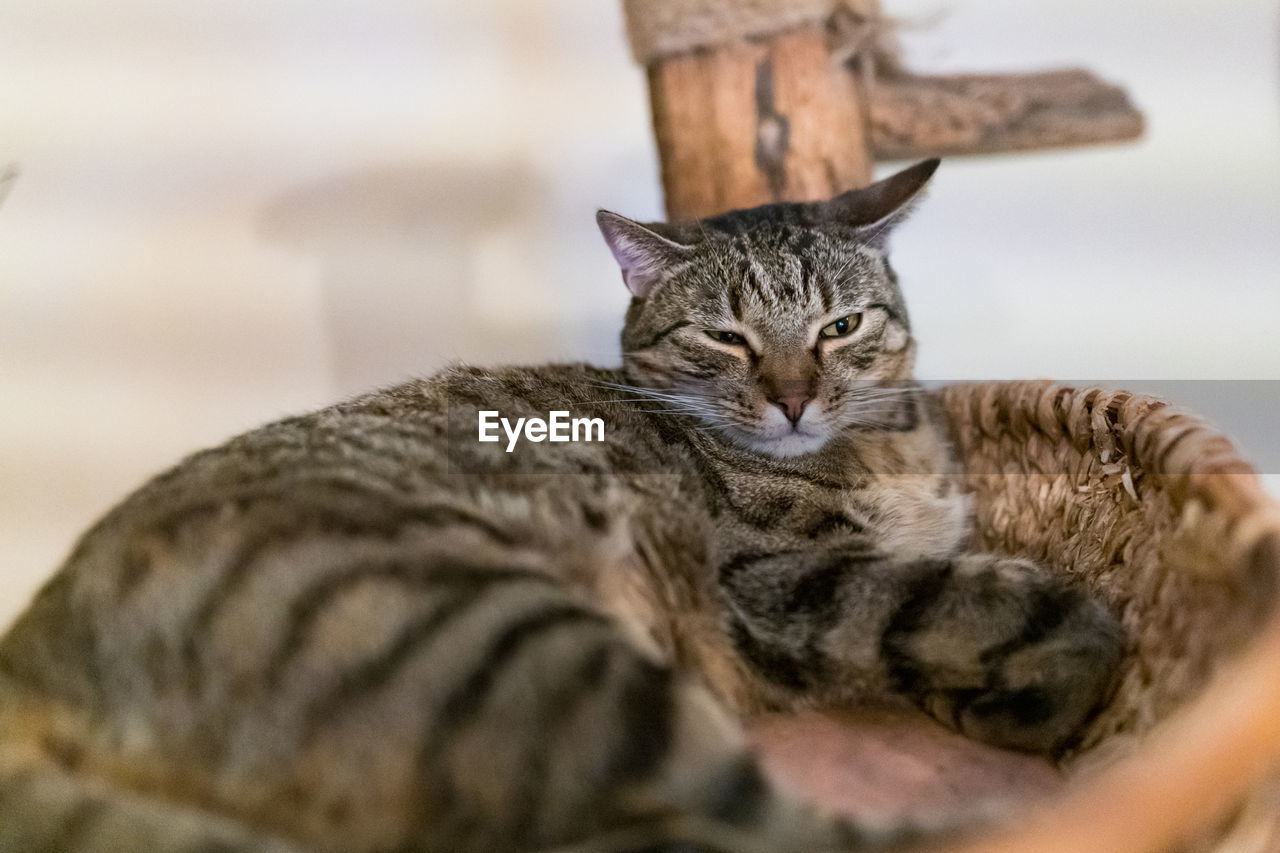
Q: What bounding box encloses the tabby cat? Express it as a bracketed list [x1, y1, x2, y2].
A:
[0, 160, 1122, 852]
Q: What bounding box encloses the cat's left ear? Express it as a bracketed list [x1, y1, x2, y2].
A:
[822, 158, 940, 247]
[596, 211, 694, 299]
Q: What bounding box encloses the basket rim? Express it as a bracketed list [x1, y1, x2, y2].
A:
[937, 379, 1272, 519]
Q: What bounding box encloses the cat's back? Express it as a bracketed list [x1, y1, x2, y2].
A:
[0, 362, 690, 710]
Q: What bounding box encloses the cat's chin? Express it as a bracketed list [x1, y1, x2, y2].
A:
[738, 429, 831, 458]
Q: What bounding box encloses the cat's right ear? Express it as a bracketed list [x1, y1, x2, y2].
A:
[822, 158, 940, 247]
[596, 211, 693, 299]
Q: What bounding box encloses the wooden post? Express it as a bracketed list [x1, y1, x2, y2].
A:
[646, 22, 873, 221]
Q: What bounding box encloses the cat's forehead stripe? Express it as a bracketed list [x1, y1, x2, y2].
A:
[814, 259, 834, 315]
[726, 272, 744, 321]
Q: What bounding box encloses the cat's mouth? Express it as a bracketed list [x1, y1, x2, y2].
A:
[731, 413, 832, 458]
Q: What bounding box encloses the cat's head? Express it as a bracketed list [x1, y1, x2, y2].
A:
[597, 159, 938, 458]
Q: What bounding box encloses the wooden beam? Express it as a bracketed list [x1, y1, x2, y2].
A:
[867, 67, 1144, 161]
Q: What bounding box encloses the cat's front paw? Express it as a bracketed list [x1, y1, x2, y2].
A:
[883, 555, 1124, 755]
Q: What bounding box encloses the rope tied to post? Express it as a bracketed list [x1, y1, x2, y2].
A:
[622, 0, 897, 69]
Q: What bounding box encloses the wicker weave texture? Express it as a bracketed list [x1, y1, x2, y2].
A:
[936, 381, 1280, 852]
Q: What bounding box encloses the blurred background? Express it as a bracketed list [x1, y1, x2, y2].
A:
[1, 0, 1278, 630]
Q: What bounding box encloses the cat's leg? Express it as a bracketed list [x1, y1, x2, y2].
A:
[719, 549, 1124, 753]
[0, 738, 306, 852]
[879, 554, 1124, 753]
[369, 569, 873, 853]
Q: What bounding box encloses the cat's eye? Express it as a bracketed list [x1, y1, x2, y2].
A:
[820, 314, 862, 339]
[705, 330, 747, 346]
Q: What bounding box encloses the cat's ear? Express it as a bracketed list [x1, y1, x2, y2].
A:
[822, 158, 940, 247]
[596, 211, 694, 299]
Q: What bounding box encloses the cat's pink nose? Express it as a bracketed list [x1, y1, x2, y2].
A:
[771, 395, 810, 427]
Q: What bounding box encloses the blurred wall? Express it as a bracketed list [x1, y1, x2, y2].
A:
[1, 0, 1278, 629]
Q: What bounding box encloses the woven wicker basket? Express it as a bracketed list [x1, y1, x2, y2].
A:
[928, 381, 1280, 853]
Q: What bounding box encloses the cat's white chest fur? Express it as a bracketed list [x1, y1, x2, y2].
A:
[860, 479, 971, 560]
[839, 422, 972, 560]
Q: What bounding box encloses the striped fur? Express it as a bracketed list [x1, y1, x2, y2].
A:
[0, 163, 1121, 851]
